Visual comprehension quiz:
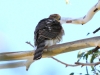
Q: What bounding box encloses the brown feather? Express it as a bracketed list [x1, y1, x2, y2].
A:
[34, 14, 64, 60]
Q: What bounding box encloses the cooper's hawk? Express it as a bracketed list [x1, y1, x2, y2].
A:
[34, 14, 64, 60]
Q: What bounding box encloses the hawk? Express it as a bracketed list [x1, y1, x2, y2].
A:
[34, 14, 64, 60]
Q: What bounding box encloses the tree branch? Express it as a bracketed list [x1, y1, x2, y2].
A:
[51, 57, 79, 67]
[51, 57, 100, 67]
[75, 62, 100, 66]
[52, 57, 100, 67]
[1, 36, 100, 61]
[0, 36, 100, 70]
[60, 0, 100, 25]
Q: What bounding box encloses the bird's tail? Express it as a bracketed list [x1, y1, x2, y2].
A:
[33, 42, 45, 60]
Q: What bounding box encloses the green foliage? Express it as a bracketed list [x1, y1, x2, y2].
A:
[76, 47, 100, 75]
[77, 51, 85, 59]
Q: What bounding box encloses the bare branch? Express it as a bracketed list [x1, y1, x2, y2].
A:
[0, 36, 100, 70]
[0, 61, 26, 69]
[51, 57, 79, 67]
[75, 62, 100, 66]
[26, 41, 34, 48]
[1, 36, 100, 61]
[1, 57, 100, 70]
[60, 0, 100, 25]
[52, 57, 100, 67]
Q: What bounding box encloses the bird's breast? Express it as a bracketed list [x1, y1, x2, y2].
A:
[45, 29, 64, 47]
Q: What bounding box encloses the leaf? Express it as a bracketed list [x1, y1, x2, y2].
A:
[90, 54, 95, 63]
[77, 51, 84, 58]
[70, 72, 74, 75]
[91, 66, 95, 71]
[85, 74, 89, 75]
[94, 51, 100, 56]
[83, 54, 89, 60]
[87, 50, 92, 55]
[83, 50, 93, 60]
[90, 54, 96, 72]
[95, 73, 99, 75]
[97, 70, 100, 73]
[83, 49, 97, 60]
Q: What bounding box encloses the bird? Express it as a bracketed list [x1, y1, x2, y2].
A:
[33, 14, 64, 60]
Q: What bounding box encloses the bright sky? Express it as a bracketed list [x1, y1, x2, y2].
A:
[0, 0, 100, 75]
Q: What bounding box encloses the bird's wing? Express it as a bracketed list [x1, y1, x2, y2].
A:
[34, 18, 62, 46]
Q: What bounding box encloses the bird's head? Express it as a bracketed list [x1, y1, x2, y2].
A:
[49, 14, 61, 21]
